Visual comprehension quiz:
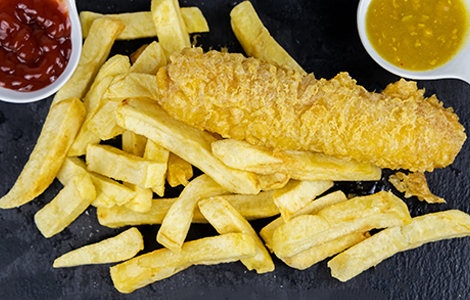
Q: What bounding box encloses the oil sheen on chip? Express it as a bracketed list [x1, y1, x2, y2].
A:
[366, 0, 469, 71]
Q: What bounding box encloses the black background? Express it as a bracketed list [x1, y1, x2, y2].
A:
[1, 0, 470, 299]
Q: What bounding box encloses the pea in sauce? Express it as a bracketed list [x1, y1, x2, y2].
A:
[366, 0, 469, 71]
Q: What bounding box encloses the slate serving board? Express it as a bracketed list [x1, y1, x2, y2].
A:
[1, 1, 470, 299]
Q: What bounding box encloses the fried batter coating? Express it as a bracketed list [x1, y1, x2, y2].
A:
[156, 48, 466, 172]
[388, 172, 445, 204]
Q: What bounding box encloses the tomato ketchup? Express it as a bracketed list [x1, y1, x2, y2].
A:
[0, 0, 72, 92]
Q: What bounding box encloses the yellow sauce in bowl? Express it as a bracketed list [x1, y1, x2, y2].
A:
[366, 0, 469, 71]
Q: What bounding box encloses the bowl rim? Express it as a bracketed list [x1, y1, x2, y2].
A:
[0, 0, 82, 104]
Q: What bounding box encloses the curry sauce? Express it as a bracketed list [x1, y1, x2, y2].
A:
[366, 0, 469, 71]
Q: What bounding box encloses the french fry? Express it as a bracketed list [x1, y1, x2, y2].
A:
[67, 77, 112, 156]
[80, 8, 208, 40]
[90, 174, 137, 208]
[86, 144, 167, 189]
[211, 139, 382, 181]
[273, 180, 333, 221]
[69, 55, 131, 156]
[328, 210, 470, 282]
[87, 99, 126, 140]
[281, 150, 382, 181]
[272, 191, 412, 258]
[257, 173, 290, 190]
[283, 231, 370, 270]
[157, 174, 228, 252]
[97, 190, 278, 228]
[34, 174, 96, 238]
[151, 0, 190, 59]
[230, 1, 306, 75]
[123, 184, 153, 213]
[130, 41, 167, 75]
[98, 198, 184, 228]
[0, 98, 86, 209]
[53, 18, 125, 104]
[222, 190, 279, 220]
[110, 232, 256, 293]
[56, 157, 89, 184]
[80, 11, 156, 40]
[122, 131, 147, 157]
[144, 140, 170, 196]
[130, 44, 149, 64]
[53, 227, 144, 268]
[166, 153, 193, 187]
[69, 55, 132, 156]
[180, 7, 209, 33]
[212, 139, 283, 171]
[57, 157, 137, 208]
[115, 97, 261, 194]
[92, 54, 132, 84]
[103, 73, 159, 100]
[199, 197, 274, 273]
[260, 190, 348, 251]
[121, 129, 154, 212]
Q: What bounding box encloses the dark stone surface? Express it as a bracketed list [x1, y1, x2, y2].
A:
[1, 0, 470, 299]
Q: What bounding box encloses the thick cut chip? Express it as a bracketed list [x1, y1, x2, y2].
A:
[98, 190, 278, 228]
[68, 77, 113, 156]
[115, 97, 260, 194]
[104, 73, 159, 100]
[388, 171, 445, 203]
[273, 180, 333, 221]
[285, 232, 370, 270]
[110, 232, 256, 293]
[280, 150, 382, 181]
[328, 210, 470, 282]
[199, 197, 274, 273]
[151, 0, 190, 59]
[0, 98, 85, 209]
[130, 44, 149, 64]
[122, 131, 147, 157]
[69, 55, 131, 157]
[144, 140, 170, 196]
[34, 174, 96, 238]
[123, 184, 153, 213]
[98, 198, 184, 228]
[180, 7, 209, 33]
[157, 174, 228, 252]
[272, 191, 412, 258]
[130, 41, 167, 75]
[86, 144, 167, 189]
[257, 173, 290, 190]
[283, 232, 369, 270]
[80, 8, 208, 40]
[222, 190, 278, 220]
[212, 139, 284, 171]
[53, 227, 144, 268]
[166, 153, 193, 187]
[230, 1, 305, 75]
[261, 190, 348, 251]
[80, 11, 156, 40]
[53, 18, 125, 103]
[122, 131, 168, 207]
[87, 99, 126, 140]
[211, 139, 382, 181]
[57, 157, 136, 208]
[90, 174, 137, 208]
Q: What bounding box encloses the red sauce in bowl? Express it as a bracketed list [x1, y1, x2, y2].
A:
[0, 0, 72, 92]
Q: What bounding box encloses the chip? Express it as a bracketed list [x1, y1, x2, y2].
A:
[0, 98, 85, 209]
[53, 227, 144, 268]
[110, 233, 256, 293]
